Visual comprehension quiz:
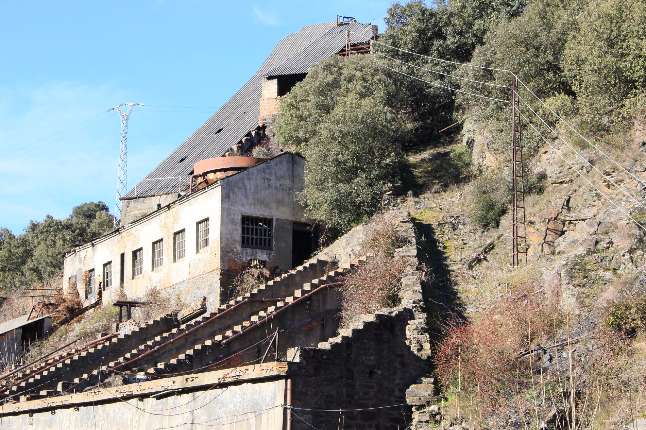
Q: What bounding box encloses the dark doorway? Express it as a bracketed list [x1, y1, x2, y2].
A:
[120, 253, 125, 287]
[292, 222, 314, 267]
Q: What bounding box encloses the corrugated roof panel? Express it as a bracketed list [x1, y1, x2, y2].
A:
[124, 22, 375, 199]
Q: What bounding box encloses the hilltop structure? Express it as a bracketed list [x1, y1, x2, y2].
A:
[63, 21, 378, 310]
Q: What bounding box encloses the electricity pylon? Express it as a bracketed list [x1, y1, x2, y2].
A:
[109, 102, 143, 224]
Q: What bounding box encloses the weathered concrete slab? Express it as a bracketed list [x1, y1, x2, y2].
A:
[0, 363, 287, 430]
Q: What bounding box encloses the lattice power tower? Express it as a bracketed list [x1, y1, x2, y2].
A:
[109, 102, 143, 223]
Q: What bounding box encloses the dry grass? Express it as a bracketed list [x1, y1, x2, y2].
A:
[338, 212, 410, 328]
[230, 261, 274, 299]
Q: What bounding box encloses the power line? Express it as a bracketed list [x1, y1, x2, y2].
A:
[517, 94, 645, 209]
[511, 76, 646, 190]
[520, 112, 646, 235]
[373, 39, 512, 74]
[376, 52, 510, 90]
[374, 60, 510, 103]
[374, 40, 645, 192]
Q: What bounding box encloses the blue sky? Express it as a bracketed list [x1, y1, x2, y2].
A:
[0, 0, 392, 233]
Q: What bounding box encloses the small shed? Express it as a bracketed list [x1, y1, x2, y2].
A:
[0, 314, 52, 369]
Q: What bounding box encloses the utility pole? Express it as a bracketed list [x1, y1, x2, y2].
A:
[109, 102, 143, 224]
[511, 78, 527, 267]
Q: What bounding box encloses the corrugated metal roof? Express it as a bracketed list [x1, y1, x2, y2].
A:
[0, 314, 50, 335]
[124, 22, 376, 199]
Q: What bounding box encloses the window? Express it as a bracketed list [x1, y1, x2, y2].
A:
[103, 262, 112, 289]
[119, 253, 125, 286]
[173, 229, 186, 262]
[152, 239, 163, 271]
[196, 218, 209, 252]
[68, 275, 77, 290]
[241, 216, 273, 250]
[132, 248, 143, 278]
[85, 269, 95, 299]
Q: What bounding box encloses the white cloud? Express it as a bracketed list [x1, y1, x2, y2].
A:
[252, 5, 280, 27]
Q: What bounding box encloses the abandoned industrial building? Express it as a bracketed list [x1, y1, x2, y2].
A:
[0, 19, 433, 429]
[64, 153, 309, 310]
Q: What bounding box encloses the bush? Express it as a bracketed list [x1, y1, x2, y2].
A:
[563, 0, 646, 131]
[230, 261, 273, 299]
[469, 173, 510, 228]
[435, 286, 562, 414]
[606, 295, 646, 337]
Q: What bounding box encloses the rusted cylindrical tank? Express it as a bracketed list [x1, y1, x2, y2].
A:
[192, 156, 260, 191]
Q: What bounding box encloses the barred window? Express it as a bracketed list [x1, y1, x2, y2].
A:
[152, 239, 163, 271]
[132, 248, 143, 278]
[241, 216, 273, 250]
[103, 261, 112, 289]
[173, 229, 186, 262]
[85, 269, 95, 299]
[196, 218, 209, 252]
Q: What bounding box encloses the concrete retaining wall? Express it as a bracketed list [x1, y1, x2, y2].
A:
[0, 363, 287, 430]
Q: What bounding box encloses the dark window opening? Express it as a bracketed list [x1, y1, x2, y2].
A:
[178, 156, 187, 163]
[119, 253, 125, 286]
[242, 216, 273, 250]
[214, 127, 224, 134]
[277, 74, 306, 96]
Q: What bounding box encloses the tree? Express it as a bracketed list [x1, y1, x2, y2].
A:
[378, 1, 526, 144]
[275, 56, 409, 231]
[0, 202, 115, 291]
[563, 0, 646, 131]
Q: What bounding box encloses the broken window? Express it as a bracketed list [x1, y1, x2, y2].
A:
[173, 229, 186, 262]
[103, 261, 112, 289]
[132, 248, 143, 278]
[152, 239, 163, 271]
[85, 269, 95, 299]
[241, 216, 273, 250]
[196, 218, 209, 252]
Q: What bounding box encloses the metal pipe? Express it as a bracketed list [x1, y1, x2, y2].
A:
[285, 377, 292, 430]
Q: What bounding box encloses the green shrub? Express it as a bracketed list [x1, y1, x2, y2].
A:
[606, 295, 646, 337]
[563, 0, 646, 131]
[276, 56, 410, 232]
[470, 173, 510, 228]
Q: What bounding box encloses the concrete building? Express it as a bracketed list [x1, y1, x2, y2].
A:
[63, 154, 310, 310]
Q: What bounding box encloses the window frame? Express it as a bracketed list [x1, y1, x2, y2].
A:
[85, 269, 95, 299]
[196, 218, 210, 253]
[103, 261, 112, 289]
[173, 229, 186, 262]
[241, 215, 274, 251]
[152, 239, 164, 271]
[132, 248, 144, 279]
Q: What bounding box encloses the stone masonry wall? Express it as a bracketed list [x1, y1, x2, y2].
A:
[289, 210, 433, 429]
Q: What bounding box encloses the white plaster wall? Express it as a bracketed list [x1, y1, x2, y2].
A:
[63, 186, 223, 308]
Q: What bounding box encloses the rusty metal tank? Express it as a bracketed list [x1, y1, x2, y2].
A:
[191, 156, 260, 191]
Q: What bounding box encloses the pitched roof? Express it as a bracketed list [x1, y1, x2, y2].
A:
[124, 21, 376, 199]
